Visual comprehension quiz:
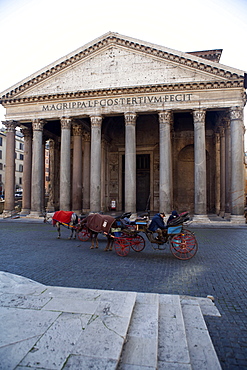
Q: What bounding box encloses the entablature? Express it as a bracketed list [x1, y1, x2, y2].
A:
[1, 79, 245, 107]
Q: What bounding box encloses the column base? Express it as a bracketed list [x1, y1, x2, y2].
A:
[72, 209, 82, 216]
[2, 210, 17, 218]
[27, 211, 43, 218]
[224, 212, 231, 221]
[230, 215, 246, 224]
[192, 214, 211, 223]
[219, 210, 225, 218]
[20, 209, 30, 215]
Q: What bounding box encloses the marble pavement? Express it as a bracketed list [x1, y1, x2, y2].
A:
[0, 271, 222, 369]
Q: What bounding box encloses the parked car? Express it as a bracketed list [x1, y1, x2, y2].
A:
[15, 191, 23, 199]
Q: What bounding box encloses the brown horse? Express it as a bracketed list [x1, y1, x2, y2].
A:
[79, 213, 123, 251]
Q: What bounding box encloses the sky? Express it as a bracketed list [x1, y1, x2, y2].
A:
[0, 0, 246, 145]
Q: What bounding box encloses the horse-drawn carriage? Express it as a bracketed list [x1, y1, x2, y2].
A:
[111, 211, 198, 260]
[46, 210, 198, 260]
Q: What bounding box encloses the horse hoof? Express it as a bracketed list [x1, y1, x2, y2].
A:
[90, 246, 94, 249]
[104, 249, 108, 252]
[57, 236, 60, 239]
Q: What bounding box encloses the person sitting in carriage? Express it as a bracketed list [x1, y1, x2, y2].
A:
[167, 210, 179, 225]
[148, 212, 167, 241]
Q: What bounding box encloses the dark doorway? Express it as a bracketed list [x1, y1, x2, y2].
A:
[122, 154, 150, 212]
[136, 154, 150, 211]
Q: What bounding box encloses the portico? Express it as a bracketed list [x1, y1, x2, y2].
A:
[1, 32, 246, 221]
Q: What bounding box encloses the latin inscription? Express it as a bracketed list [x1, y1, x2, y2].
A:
[42, 94, 192, 111]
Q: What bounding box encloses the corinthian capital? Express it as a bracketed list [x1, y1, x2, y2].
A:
[90, 115, 102, 128]
[32, 119, 45, 131]
[3, 120, 18, 132]
[72, 123, 83, 136]
[21, 128, 32, 141]
[230, 107, 243, 121]
[219, 125, 225, 137]
[61, 117, 72, 130]
[82, 131, 90, 142]
[158, 110, 172, 124]
[124, 112, 137, 125]
[193, 109, 206, 124]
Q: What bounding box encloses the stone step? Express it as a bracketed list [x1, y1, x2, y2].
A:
[158, 294, 192, 369]
[181, 296, 222, 370]
[0, 272, 222, 370]
[118, 294, 222, 370]
[118, 292, 160, 369]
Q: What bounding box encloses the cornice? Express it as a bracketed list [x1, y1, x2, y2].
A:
[0, 79, 244, 106]
[0, 34, 245, 101]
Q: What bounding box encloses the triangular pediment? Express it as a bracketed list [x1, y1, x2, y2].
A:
[1, 32, 245, 101]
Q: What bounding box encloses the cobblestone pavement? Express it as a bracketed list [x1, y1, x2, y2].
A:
[0, 219, 247, 369]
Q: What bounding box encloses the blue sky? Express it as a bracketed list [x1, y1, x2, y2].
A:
[0, 0, 246, 144]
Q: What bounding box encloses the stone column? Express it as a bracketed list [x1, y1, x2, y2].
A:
[193, 109, 208, 220]
[230, 107, 245, 219]
[90, 115, 102, 212]
[46, 139, 55, 212]
[3, 120, 17, 216]
[124, 112, 136, 213]
[30, 119, 45, 217]
[159, 111, 172, 214]
[215, 132, 220, 215]
[54, 139, 60, 210]
[82, 131, 90, 212]
[41, 139, 46, 213]
[219, 125, 226, 217]
[60, 117, 71, 211]
[101, 138, 107, 211]
[224, 117, 231, 217]
[72, 123, 82, 213]
[21, 128, 32, 214]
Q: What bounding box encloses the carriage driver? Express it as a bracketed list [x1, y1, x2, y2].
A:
[148, 212, 167, 241]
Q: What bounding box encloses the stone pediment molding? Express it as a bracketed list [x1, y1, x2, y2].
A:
[0, 32, 245, 102]
[1, 79, 244, 106]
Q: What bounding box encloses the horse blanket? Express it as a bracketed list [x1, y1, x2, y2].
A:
[84, 213, 115, 234]
[52, 211, 74, 226]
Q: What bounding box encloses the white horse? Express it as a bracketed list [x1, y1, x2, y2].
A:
[44, 211, 79, 239]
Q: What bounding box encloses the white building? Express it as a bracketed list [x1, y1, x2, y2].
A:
[0, 127, 24, 198]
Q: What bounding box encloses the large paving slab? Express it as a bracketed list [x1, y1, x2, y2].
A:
[0, 272, 222, 369]
[0, 272, 137, 369]
[0, 271, 46, 295]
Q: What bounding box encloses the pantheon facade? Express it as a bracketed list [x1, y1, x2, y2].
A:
[1, 32, 246, 221]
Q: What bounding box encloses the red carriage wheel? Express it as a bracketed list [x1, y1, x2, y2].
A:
[170, 230, 198, 260]
[114, 238, 130, 257]
[77, 226, 90, 242]
[130, 235, 145, 252]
